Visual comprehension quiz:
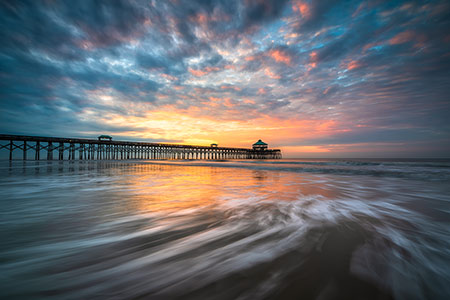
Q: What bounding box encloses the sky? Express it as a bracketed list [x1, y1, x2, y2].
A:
[1, 0, 449, 158]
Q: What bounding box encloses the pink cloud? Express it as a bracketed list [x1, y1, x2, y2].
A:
[189, 68, 207, 77]
[347, 60, 361, 71]
[389, 31, 415, 45]
[188, 66, 220, 77]
[257, 88, 267, 95]
[307, 51, 318, 70]
[264, 68, 281, 79]
[221, 85, 241, 91]
[190, 13, 208, 25]
[161, 73, 178, 81]
[292, 1, 310, 17]
[223, 98, 236, 108]
[268, 49, 292, 65]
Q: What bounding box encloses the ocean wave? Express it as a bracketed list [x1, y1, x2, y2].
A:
[234, 159, 450, 168]
[140, 160, 450, 181]
[2, 160, 450, 182]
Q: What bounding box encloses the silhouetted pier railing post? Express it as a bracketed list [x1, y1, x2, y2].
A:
[0, 134, 282, 161]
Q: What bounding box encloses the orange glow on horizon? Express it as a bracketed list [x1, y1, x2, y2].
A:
[78, 106, 346, 156]
[282, 145, 331, 153]
[79, 103, 414, 157]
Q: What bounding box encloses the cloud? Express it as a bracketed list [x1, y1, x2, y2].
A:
[268, 48, 293, 65]
[389, 30, 415, 45]
[0, 0, 149, 59]
[242, 0, 290, 28]
[292, 0, 346, 33]
[0, 0, 449, 157]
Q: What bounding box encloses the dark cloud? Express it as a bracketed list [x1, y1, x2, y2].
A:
[294, 0, 344, 32]
[315, 14, 377, 63]
[0, 1, 80, 60]
[243, 0, 290, 28]
[0, 0, 149, 60]
[136, 54, 171, 71]
[62, 0, 147, 48]
[200, 54, 224, 68]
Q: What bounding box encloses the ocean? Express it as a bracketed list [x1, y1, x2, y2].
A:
[1, 159, 449, 299]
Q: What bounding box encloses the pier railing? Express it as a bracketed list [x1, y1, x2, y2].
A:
[0, 134, 282, 160]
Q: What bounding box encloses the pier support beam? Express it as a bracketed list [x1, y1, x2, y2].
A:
[35, 142, 40, 160]
[59, 142, 64, 160]
[47, 142, 53, 160]
[9, 140, 13, 160]
[23, 141, 27, 160]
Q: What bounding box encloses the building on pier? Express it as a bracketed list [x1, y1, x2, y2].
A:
[252, 139, 268, 151]
[98, 135, 112, 141]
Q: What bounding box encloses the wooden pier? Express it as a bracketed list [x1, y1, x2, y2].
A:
[0, 134, 282, 160]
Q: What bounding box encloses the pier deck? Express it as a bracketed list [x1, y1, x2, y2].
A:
[0, 134, 281, 160]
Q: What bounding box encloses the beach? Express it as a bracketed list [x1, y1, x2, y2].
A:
[1, 159, 449, 299]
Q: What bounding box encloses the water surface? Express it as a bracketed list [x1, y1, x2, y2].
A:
[1, 159, 449, 299]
